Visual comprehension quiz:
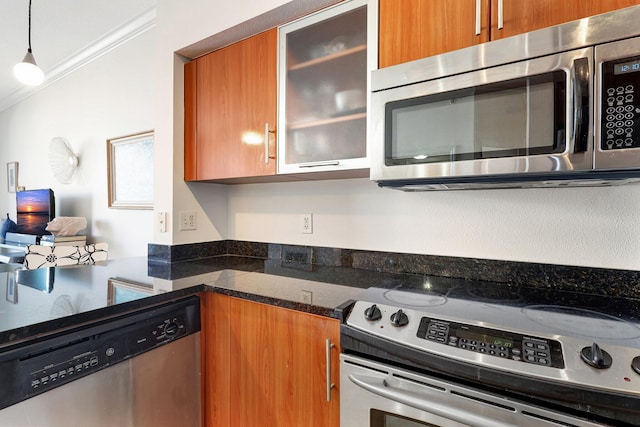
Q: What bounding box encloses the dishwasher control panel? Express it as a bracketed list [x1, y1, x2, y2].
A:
[0, 296, 200, 411]
[21, 313, 189, 396]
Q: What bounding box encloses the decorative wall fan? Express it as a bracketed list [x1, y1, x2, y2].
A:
[49, 137, 79, 184]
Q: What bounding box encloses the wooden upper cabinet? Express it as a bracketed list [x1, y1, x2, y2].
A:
[490, 0, 640, 40]
[379, 0, 490, 68]
[184, 29, 277, 181]
[184, 60, 197, 182]
[380, 0, 640, 68]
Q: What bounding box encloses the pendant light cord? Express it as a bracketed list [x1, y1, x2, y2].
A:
[27, 0, 33, 53]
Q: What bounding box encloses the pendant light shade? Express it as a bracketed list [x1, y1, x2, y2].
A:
[14, 0, 44, 86]
[14, 49, 44, 86]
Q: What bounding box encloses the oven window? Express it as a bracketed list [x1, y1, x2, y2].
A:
[371, 409, 439, 427]
[384, 71, 566, 165]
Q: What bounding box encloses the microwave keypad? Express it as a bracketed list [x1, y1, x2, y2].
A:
[602, 57, 640, 150]
[603, 85, 637, 149]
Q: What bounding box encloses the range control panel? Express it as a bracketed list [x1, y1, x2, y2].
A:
[417, 317, 564, 368]
[601, 55, 640, 150]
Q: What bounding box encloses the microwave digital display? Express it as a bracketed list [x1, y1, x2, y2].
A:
[614, 60, 640, 75]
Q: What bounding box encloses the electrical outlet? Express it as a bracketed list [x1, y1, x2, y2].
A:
[283, 246, 311, 264]
[300, 290, 313, 305]
[157, 211, 167, 233]
[301, 213, 313, 234]
[179, 211, 197, 230]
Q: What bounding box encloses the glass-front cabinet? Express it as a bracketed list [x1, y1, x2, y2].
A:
[278, 0, 376, 175]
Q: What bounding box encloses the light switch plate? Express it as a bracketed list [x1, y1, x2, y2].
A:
[157, 212, 167, 233]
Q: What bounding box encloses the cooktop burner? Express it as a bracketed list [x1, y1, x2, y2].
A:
[381, 289, 447, 308]
[522, 304, 640, 340]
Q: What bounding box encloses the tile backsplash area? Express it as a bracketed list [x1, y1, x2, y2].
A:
[148, 240, 640, 298]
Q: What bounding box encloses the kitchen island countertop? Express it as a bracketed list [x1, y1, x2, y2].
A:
[0, 256, 376, 348]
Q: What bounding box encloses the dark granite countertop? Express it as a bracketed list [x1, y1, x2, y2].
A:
[0, 256, 377, 348]
[3, 253, 640, 350]
[0, 258, 187, 348]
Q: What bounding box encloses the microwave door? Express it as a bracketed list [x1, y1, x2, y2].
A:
[370, 47, 594, 183]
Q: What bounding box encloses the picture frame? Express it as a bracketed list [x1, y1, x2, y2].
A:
[107, 278, 153, 305]
[6, 162, 18, 193]
[107, 130, 154, 209]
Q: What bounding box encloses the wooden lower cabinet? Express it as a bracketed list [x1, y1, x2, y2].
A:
[201, 292, 340, 427]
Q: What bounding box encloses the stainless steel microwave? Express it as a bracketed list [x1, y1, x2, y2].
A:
[370, 6, 640, 190]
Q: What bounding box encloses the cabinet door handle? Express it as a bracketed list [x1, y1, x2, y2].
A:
[299, 161, 340, 168]
[264, 123, 276, 164]
[326, 338, 335, 402]
[498, 0, 504, 30]
[475, 0, 481, 35]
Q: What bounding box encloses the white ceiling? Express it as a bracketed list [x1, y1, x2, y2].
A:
[0, 0, 157, 112]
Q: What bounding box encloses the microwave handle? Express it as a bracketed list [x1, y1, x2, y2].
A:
[572, 57, 590, 153]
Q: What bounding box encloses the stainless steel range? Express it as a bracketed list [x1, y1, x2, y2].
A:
[340, 278, 640, 426]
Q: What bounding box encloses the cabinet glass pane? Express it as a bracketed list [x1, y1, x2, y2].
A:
[282, 4, 368, 166]
[287, 119, 366, 164]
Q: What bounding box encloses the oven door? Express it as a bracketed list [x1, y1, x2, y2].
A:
[370, 48, 594, 184]
[340, 354, 607, 427]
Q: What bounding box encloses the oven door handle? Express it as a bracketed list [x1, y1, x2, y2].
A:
[348, 373, 515, 427]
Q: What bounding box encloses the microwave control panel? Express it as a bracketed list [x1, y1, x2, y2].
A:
[601, 55, 640, 150]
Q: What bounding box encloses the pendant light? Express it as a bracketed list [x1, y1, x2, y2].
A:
[13, 0, 44, 86]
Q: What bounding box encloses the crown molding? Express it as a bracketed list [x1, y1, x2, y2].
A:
[0, 7, 156, 113]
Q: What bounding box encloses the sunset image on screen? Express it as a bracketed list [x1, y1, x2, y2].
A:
[17, 190, 52, 214]
[16, 189, 54, 236]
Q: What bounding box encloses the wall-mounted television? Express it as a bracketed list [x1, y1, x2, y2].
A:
[16, 189, 55, 236]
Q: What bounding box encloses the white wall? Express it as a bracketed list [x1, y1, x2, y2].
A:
[0, 29, 156, 259]
[226, 178, 640, 270]
[155, 0, 640, 272]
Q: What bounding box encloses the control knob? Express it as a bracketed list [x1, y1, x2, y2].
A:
[390, 309, 409, 327]
[364, 304, 382, 321]
[580, 342, 612, 369]
[164, 321, 180, 337]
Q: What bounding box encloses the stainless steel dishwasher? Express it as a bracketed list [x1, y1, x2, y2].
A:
[0, 295, 201, 427]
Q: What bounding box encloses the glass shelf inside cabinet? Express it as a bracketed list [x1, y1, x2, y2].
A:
[280, 2, 368, 170]
[287, 115, 366, 164]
